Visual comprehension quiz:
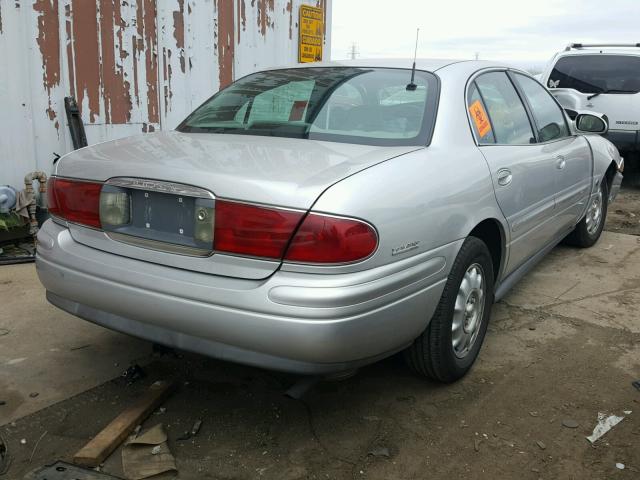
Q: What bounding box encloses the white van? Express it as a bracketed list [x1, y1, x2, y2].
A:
[540, 43, 640, 168]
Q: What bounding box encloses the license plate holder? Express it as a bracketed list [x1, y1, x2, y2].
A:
[102, 184, 215, 255]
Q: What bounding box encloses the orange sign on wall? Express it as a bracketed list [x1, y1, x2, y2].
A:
[469, 100, 492, 138]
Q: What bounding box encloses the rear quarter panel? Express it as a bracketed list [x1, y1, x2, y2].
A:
[282, 63, 509, 282]
[584, 134, 623, 180]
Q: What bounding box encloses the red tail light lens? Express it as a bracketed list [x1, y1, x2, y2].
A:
[213, 200, 303, 259]
[48, 177, 102, 228]
[284, 213, 378, 264]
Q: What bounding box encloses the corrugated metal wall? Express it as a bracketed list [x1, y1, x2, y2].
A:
[0, 0, 331, 189]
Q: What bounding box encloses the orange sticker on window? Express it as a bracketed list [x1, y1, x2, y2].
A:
[469, 100, 492, 138]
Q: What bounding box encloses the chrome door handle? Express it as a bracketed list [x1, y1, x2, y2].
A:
[556, 156, 566, 170]
[497, 168, 512, 186]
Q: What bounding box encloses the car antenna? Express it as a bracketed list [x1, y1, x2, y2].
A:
[406, 28, 420, 91]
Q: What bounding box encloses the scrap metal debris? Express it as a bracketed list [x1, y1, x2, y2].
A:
[28, 431, 48, 463]
[122, 424, 177, 480]
[121, 365, 145, 385]
[586, 412, 625, 444]
[24, 460, 123, 479]
[177, 419, 203, 441]
[367, 446, 390, 458]
[0, 433, 10, 475]
[562, 419, 579, 429]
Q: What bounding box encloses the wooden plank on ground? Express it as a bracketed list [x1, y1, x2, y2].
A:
[73, 380, 176, 467]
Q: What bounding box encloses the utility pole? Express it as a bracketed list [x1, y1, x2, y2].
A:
[349, 42, 359, 60]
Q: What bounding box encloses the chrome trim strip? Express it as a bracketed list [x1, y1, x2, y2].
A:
[107, 232, 213, 257]
[105, 177, 215, 199]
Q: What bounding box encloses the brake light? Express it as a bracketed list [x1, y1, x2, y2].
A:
[284, 213, 378, 264]
[213, 200, 303, 259]
[48, 177, 102, 228]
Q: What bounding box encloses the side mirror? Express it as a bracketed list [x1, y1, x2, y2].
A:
[575, 113, 608, 134]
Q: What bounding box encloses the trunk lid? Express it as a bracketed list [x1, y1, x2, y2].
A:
[55, 131, 419, 279]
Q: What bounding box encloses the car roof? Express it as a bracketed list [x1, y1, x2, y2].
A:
[265, 58, 514, 75]
[557, 45, 640, 56]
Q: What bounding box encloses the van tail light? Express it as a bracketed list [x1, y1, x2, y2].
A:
[48, 177, 102, 229]
[213, 200, 304, 259]
[284, 213, 378, 264]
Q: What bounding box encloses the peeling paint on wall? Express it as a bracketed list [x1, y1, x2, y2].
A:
[68, 0, 101, 122]
[139, 0, 159, 124]
[98, 0, 132, 123]
[254, 0, 274, 37]
[217, 0, 234, 88]
[286, 0, 292, 39]
[1, 0, 331, 190]
[236, 0, 246, 42]
[33, 0, 60, 126]
[172, 0, 185, 73]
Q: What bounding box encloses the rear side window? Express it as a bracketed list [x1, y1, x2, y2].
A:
[474, 72, 535, 145]
[467, 83, 495, 144]
[548, 55, 640, 94]
[514, 73, 569, 143]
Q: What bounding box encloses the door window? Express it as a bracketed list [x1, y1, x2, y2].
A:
[474, 72, 535, 145]
[513, 73, 569, 143]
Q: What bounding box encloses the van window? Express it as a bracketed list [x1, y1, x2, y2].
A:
[548, 55, 640, 94]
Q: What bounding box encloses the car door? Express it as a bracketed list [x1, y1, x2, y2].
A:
[468, 71, 560, 276]
[510, 72, 592, 231]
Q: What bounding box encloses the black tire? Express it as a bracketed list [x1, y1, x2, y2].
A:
[404, 236, 494, 383]
[564, 179, 608, 248]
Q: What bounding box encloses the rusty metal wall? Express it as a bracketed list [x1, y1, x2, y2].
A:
[0, 0, 331, 189]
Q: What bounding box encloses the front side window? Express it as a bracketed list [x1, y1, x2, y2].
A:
[474, 72, 535, 145]
[548, 55, 640, 94]
[179, 67, 439, 146]
[514, 73, 569, 143]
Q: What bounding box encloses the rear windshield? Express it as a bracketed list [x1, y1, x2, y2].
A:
[178, 67, 439, 146]
[548, 55, 640, 94]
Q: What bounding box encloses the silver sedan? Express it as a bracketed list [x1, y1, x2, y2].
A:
[37, 59, 623, 382]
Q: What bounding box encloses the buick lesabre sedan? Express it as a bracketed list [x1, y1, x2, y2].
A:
[37, 59, 624, 383]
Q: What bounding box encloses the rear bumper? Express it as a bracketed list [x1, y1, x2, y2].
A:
[603, 129, 640, 153]
[36, 220, 454, 374]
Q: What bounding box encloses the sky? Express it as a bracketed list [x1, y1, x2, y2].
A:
[330, 0, 640, 72]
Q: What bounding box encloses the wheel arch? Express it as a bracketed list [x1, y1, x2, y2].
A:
[604, 160, 618, 195]
[468, 218, 506, 283]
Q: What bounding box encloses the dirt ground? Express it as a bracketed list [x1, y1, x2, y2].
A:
[1, 207, 639, 478]
[606, 187, 640, 236]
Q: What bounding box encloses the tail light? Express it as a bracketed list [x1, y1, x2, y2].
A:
[284, 213, 378, 263]
[213, 200, 304, 259]
[48, 177, 378, 264]
[48, 177, 102, 228]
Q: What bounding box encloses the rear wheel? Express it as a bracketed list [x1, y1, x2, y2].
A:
[564, 179, 608, 248]
[404, 236, 494, 383]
